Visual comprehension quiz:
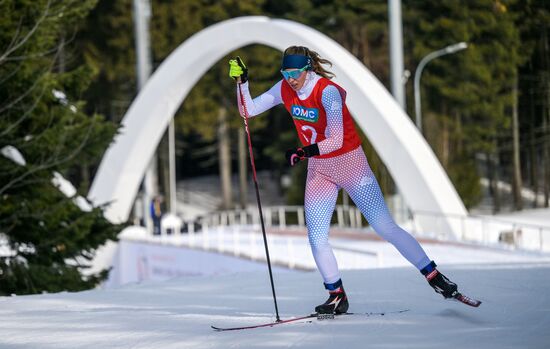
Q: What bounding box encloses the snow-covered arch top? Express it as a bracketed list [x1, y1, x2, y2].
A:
[88, 16, 467, 237]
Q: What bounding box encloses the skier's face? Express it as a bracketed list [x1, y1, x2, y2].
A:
[282, 68, 307, 91]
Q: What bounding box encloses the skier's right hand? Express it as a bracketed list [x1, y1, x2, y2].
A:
[229, 56, 248, 83]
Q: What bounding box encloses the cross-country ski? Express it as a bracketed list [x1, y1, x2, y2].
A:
[211, 309, 411, 331]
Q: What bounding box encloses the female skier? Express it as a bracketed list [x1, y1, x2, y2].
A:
[229, 46, 460, 315]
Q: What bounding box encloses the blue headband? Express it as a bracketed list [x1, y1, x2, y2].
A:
[282, 54, 311, 70]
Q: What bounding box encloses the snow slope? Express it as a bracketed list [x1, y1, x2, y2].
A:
[1, 263, 549, 348]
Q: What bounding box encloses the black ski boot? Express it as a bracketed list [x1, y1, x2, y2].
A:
[315, 279, 349, 315]
[421, 261, 458, 299]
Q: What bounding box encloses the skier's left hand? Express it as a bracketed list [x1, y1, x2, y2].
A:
[285, 148, 306, 166]
[285, 144, 320, 166]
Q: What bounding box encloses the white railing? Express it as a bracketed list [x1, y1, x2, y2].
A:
[183, 205, 364, 232]
[151, 205, 380, 270]
[164, 205, 550, 254]
[152, 225, 382, 271]
[410, 210, 550, 253]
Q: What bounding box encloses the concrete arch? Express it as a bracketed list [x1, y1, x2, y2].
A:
[88, 16, 467, 237]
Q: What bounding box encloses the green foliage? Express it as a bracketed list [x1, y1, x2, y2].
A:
[404, 0, 526, 207]
[0, 0, 121, 295]
[75, 0, 137, 119]
[407, 0, 519, 151]
[73, 0, 547, 214]
[448, 154, 483, 209]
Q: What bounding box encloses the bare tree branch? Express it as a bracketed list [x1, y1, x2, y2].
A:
[1, 39, 64, 137]
[0, 68, 47, 115]
[2, 16, 24, 63]
[4, 36, 74, 63]
[0, 75, 49, 138]
[0, 0, 52, 66]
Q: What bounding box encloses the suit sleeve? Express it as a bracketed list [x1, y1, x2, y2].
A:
[237, 80, 283, 118]
[317, 85, 344, 155]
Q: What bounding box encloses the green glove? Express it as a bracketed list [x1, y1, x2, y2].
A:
[228, 56, 248, 83]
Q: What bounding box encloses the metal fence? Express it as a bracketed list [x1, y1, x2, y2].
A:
[166, 225, 382, 271]
[171, 205, 550, 254]
[186, 205, 364, 231]
[410, 210, 550, 253]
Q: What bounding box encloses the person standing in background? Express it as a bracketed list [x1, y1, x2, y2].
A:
[150, 195, 164, 236]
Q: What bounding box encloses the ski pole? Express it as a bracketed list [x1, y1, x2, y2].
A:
[237, 82, 281, 322]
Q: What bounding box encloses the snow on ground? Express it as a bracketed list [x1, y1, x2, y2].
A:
[1, 263, 550, 349]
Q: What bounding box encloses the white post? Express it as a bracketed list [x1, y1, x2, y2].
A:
[240, 210, 246, 225]
[388, 0, 409, 223]
[279, 207, 286, 228]
[298, 207, 305, 227]
[349, 208, 356, 228]
[168, 118, 177, 214]
[337, 206, 344, 228]
[266, 209, 272, 227]
[388, 0, 406, 109]
[133, 0, 156, 233]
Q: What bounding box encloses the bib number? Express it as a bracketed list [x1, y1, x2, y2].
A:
[301, 126, 317, 144]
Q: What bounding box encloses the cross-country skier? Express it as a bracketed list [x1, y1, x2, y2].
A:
[229, 46, 460, 315]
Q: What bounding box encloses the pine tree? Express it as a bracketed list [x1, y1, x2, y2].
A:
[405, 0, 523, 210]
[512, 0, 550, 207]
[0, 0, 121, 295]
[75, 0, 137, 120]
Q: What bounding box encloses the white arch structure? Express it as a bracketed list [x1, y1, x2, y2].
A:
[88, 16, 467, 238]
